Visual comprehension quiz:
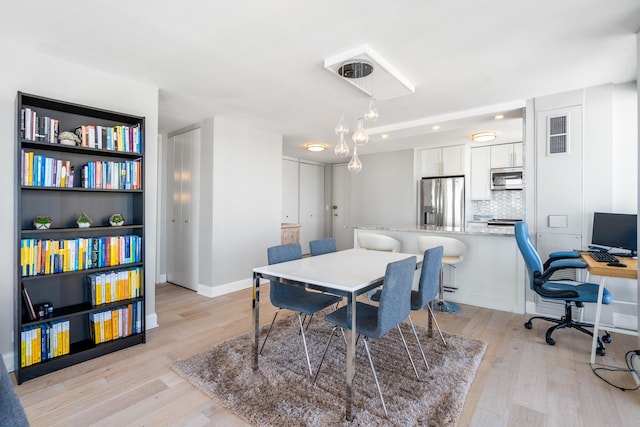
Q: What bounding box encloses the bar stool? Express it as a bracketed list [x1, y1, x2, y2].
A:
[417, 235, 466, 313]
[357, 233, 401, 252]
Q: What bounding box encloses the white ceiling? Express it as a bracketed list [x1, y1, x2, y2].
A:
[1, 1, 638, 164]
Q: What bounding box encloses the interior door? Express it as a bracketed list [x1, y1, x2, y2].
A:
[332, 163, 353, 250]
[299, 162, 324, 254]
[166, 130, 198, 291]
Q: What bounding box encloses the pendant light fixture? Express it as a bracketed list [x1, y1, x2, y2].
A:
[334, 132, 350, 157]
[332, 60, 378, 172]
[352, 117, 369, 145]
[347, 146, 362, 173]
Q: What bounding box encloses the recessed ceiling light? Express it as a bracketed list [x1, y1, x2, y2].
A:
[305, 143, 326, 152]
[432, 125, 440, 130]
[471, 131, 497, 142]
[494, 114, 504, 120]
[381, 134, 389, 139]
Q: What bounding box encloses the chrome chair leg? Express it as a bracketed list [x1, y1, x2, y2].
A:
[426, 303, 447, 346]
[313, 326, 337, 384]
[259, 309, 280, 354]
[408, 315, 429, 371]
[363, 338, 388, 417]
[298, 314, 313, 376]
[397, 325, 420, 380]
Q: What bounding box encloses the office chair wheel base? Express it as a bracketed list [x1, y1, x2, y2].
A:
[596, 347, 606, 357]
[433, 300, 460, 313]
[601, 332, 612, 344]
[546, 336, 556, 346]
[524, 321, 532, 329]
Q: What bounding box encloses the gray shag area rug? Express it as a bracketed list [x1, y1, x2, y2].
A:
[172, 312, 486, 426]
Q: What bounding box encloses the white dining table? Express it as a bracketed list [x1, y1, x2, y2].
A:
[252, 248, 422, 421]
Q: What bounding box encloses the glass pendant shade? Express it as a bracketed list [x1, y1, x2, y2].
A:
[347, 147, 362, 173]
[334, 112, 349, 135]
[334, 132, 350, 157]
[351, 118, 369, 145]
[364, 97, 379, 122]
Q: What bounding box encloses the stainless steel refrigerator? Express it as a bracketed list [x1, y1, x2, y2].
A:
[419, 175, 465, 227]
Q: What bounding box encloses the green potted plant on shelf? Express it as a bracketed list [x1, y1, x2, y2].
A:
[33, 216, 53, 230]
[109, 213, 124, 227]
[76, 212, 93, 228]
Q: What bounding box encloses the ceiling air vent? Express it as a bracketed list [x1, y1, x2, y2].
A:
[324, 45, 415, 101]
[547, 115, 569, 155]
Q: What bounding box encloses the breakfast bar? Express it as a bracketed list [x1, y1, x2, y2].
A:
[352, 225, 527, 314]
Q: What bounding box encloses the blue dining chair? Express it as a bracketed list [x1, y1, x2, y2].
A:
[371, 246, 446, 371]
[515, 221, 612, 354]
[313, 256, 418, 417]
[407, 245, 446, 371]
[309, 238, 336, 256]
[261, 243, 342, 376]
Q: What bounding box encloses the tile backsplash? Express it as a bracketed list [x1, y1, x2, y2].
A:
[471, 190, 523, 220]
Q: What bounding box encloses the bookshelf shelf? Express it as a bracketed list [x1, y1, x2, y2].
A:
[15, 92, 146, 384]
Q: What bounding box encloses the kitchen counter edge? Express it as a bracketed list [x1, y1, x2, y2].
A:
[352, 224, 515, 236]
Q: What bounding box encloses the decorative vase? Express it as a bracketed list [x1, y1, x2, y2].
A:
[33, 216, 52, 230]
[109, 213, 125, 227]
[76, 212, 93, 228]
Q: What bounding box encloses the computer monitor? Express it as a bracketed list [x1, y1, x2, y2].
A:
[591, 212, 637, 256]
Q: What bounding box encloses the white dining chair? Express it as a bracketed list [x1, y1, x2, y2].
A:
[417, 235, 466, 313]
[357, 233, 401, 252]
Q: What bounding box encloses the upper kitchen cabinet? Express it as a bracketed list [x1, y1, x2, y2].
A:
[470, 146, 492, 200]
[490, 142, 523, 168]
[419, 145, 465, 177]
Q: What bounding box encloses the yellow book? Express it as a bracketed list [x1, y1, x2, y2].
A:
[63, 321, 70, 355]
[21, 330, 26, 368]
[34, 327, 41, 364]
[57, 323, 63, 357]
[96, 274, 103, 306]
[92, 313, 100, 344]
[112, 309, 119, 339]
[27, 151, 34, 186]
[104, 311, 112, 342]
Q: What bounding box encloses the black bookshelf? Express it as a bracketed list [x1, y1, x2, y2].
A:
[14, 92, 146, 384]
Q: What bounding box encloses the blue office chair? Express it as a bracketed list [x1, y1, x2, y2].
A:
[515, 221, 612, 355]
[371, 246, 447, 370]
[260, 243, 342, 376]
[313, 256, 419, 417]
[309, 238, 336, 256]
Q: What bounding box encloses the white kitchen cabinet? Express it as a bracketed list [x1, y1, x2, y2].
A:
[470, 146, 491, 200]
[281, 158, 299, 223]
[419, 145, 465, 177]
[491, 142, 523, 168]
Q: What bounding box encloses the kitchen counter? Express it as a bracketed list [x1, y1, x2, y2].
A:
[352, 225, 525, 313]
[353, 223, 515, 236]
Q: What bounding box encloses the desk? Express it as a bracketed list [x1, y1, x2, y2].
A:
[580, 253, 638, 364]
[252, 248, 422, 421]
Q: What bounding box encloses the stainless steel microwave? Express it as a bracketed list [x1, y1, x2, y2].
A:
[490, 167, 523, 190]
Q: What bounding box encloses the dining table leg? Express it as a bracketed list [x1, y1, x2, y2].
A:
[345, 291, 356, 421]
[252, 272, 260, 370]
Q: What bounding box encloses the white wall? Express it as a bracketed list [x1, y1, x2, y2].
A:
[0, 40, 159, 370]
[612, 81, 638, 212]
[205, 117, 282, 292]
[350, 149, 417, 226]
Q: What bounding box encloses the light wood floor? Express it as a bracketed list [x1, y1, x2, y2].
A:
[13, 283, 640, 426]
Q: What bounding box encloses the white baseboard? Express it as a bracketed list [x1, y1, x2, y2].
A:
[146, 312, 159, 330]
[447, 290, 523, 314]
[2, 352, 14, 373]
[158, 273, 167, 283]
[197, 278, 255, 298]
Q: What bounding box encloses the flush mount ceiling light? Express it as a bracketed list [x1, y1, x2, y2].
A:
[305, 143, 327, 152]
[471, 131, 497, 142]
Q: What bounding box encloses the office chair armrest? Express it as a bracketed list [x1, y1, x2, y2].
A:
[537, 259, 587, 283]
[543, 251, 580, 270]
[533, 272, 580, 299]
